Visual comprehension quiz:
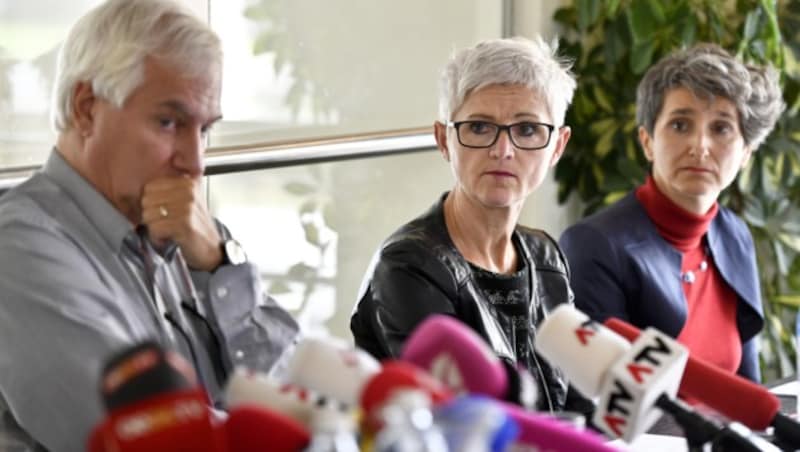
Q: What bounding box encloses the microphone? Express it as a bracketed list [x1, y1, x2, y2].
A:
[224, 404, 311, 452]
[605, 317, 800, 449]
[401, 314, 536, 407]
[88, 341, 227, 452]
[224, 367, 319, 426]
[99, 340, 199, 410]
[359, 360, 454, 429]
[498, 401, 618, 452]
[397, 317, 616, 452]
[536, 305, 769, 451]
[433, 396, 519, 452]
[285, 336, 381, 407]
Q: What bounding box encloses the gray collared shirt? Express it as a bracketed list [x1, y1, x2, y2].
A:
[0, 150, 298, 452]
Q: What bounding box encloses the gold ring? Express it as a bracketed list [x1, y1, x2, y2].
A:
[159, 205, 168, 218]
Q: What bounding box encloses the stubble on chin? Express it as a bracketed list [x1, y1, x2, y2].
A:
[117, 195, 143, 226]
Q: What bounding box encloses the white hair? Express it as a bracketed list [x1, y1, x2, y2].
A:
[51, 0, 222, 132]
[438, 36, 576, 126]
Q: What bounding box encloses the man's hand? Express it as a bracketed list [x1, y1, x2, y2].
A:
[140, 176, 223, 272]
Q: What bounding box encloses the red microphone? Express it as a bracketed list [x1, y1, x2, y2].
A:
[87, 342, 227, 452]
[605, 318, 800, 448]
[89, 388, 225, 452]
[359, 360, 453, 431]
[224, 404, 311, 452]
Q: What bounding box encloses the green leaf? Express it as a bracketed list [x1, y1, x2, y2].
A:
[743, 195, 766, 227]
[774, 240, 791, 275]
[268, 279, 292, 295]
[603, 190, 627, 205]
[779, 233, 800, 253]
[646, 0, 666, 24]
[625, 136, 639, 160]
[592, 85, 615, 112]
[553, 6, 577, 26]
[679, 16, 697, 46]
[594, 125, 617, 158]
[252, 32, 273, 55]
[589, 117, 617, 135]
[743, 9, 761, 41]
[303, 223, 321, 246]
[604, 19, 628, 65]
[576, 0, 595, 31]
[737, 157, 756, 193]
[287, 262, 315, 279]
[784, 44, 800, 80]
[606, 0, 622, 17]
[761, 154, 784, 198]
[574, 90, 597, 121]
[323, 203, 336, 229]
[299, 200, 316, 216]
[617, 155, 646, 182]
[243, 3, 272, 21]
[630, 39, 657, 74]
[283, 182, 316, 196]
[626, 0, 664, 43]
[773, 294, 800, 308]
[591, 163, 605, 188]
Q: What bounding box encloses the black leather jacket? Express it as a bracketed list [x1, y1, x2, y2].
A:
[350, 194, 577, 411]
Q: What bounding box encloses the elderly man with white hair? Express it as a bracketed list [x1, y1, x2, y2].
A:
[0, 1, 297, 450]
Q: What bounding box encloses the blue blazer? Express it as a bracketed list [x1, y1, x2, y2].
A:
[559, 193, 764, 381]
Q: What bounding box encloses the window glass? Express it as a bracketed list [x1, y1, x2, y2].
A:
[208, 149, 452, 339]
[0, 0, 502, 167]
[209, 0, 503, 146]
[0, 1, 103, 167]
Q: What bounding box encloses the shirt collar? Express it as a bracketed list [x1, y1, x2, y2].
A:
[43, 149, 134, 252]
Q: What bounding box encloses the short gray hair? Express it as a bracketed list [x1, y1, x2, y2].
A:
[636, 43, 784, 149]
[438, 36, 577, 126]
[52, 0, 222, 132]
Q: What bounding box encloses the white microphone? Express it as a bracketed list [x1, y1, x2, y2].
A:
[224, 367, 320, 426]
[284, 336, 382, 407]
[535, 305, 772, 451]
[536, 305, 687, 440]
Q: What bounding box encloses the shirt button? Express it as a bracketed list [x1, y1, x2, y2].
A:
[216, 287, 228, 298]
[235, 350, 245, 360]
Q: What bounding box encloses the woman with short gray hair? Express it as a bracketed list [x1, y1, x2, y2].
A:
[352, 36, 589, 412]
[560, 44, 784, 382]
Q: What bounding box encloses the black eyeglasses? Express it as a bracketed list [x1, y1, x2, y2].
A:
[447, 120, 556, 150]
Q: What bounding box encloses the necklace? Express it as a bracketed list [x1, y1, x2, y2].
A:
[681, 250, 708, 284]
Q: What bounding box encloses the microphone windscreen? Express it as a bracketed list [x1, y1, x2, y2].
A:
[285, 336, 381, 405]
[224, 404, 310, 452]
[360, 360, 452, 424]
[604, 317, 780, 430]
[86, 424, 105, 452]
[92, 388, 224, 452]
[535, 305, 629, 397]
[401, 315, 508, 398]
[500, 402, 617, 452]
[224, 368, 316, 426]
[100, 341, 196, 411]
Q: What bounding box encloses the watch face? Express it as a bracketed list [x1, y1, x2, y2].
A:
[224, 239, 247, 265]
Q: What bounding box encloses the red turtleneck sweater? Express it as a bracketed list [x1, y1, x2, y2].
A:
[636, 176, 741, 374]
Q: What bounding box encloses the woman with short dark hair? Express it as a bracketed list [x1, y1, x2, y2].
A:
[560, 44, 784, 382]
